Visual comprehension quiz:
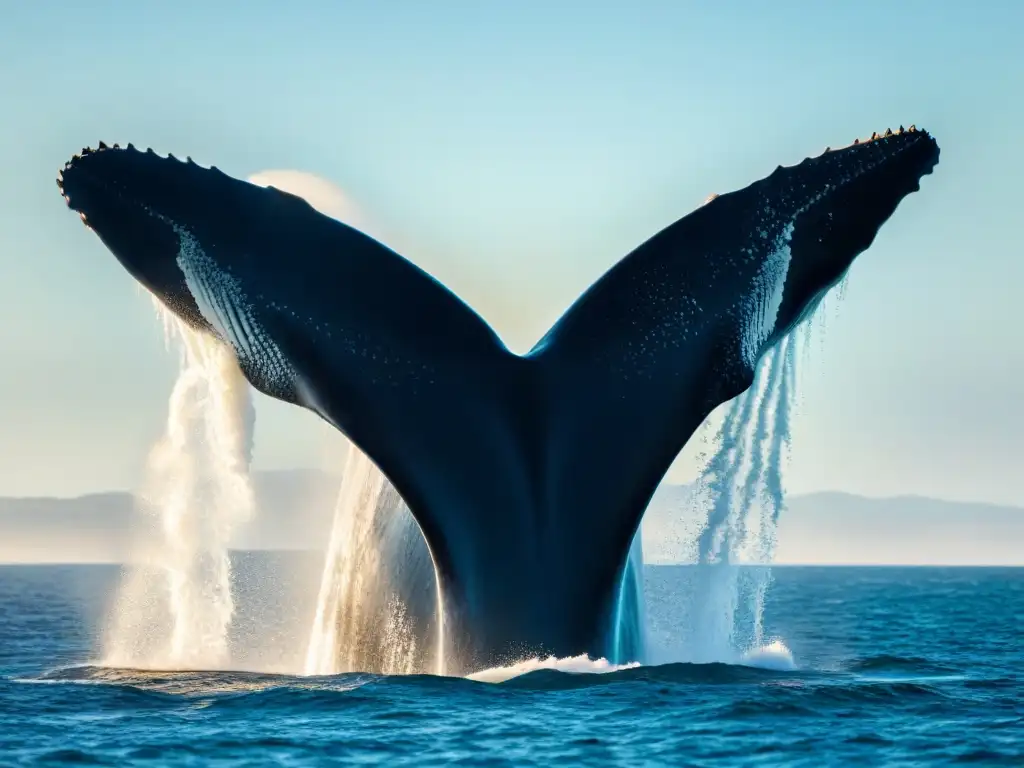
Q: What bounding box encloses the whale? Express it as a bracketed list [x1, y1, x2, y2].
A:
[56, 127, 939, 674]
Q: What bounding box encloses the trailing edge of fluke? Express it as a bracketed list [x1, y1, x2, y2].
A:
[55, 127, 939, 673]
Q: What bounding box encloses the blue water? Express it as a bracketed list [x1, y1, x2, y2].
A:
[1, 560, 1021, 766]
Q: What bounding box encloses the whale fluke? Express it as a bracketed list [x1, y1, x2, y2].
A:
[57, 128, 940, 672]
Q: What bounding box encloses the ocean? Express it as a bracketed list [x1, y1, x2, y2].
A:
[0, 558, 1020, 767]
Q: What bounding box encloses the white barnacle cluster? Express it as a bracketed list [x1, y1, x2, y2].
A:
[169, 221, 296, 395]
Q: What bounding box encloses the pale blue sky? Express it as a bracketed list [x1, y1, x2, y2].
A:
[1, 1, 1021, 504]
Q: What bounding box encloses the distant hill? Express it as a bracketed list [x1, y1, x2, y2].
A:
[777, 492, 1024, 566]
[0, 469, 338, 563]
[641, 488, 1024, 566]
[1, 470, 1022, 565]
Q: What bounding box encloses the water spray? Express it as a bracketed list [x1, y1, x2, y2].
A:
[102, 305, 255, 669]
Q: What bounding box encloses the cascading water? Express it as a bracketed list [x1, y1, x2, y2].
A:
[304, 443, 433, 676]
[681, 329, 803, 665]
[102, 304, 256, 669]
[301, 324, 815, 676]
[98, 279, 836, 676]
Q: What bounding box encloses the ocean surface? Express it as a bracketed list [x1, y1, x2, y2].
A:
[0, 558, 1021, 767]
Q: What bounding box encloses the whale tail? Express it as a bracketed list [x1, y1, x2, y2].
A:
[57, 128, 939, 671]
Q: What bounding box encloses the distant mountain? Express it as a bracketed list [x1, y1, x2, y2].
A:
[1, 471, 1022, 565]
[641, 488, 1024, 566]
[0, 493, 135, 564]
[0, 469, 338, 564]
[776, 492, 1024, 566]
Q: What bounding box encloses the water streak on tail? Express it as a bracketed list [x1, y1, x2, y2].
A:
[687, 327, 802, 661]
[696, 364, 767, 564]
[735, 342, 789, 553]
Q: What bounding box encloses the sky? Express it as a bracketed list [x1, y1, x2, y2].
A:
[0, 0, 1022, 505]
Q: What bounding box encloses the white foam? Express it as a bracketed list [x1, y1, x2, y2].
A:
[466, 654, 641, 684]
[740, 640, 797, 671]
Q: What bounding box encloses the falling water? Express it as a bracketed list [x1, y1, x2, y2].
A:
[304, 443, 426, 676]
[102, 305, 255, 669]
[685, 330, 802, 663]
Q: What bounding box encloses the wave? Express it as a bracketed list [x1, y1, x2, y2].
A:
[19, 656, 805, 696]
[842, 654, 968, 687]
[26, 664, 375, 697]
[12, 649, 976, 705]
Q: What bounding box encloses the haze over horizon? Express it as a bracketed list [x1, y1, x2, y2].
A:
[2, 1, 1022, 519]
[3, 469, 1022, 566]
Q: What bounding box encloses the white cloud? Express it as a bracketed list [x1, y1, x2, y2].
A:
[247, 169, 360, 226]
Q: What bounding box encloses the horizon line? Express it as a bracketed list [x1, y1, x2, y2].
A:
[1, 553, 1022, 569]
[2, 472, 1022, 511]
